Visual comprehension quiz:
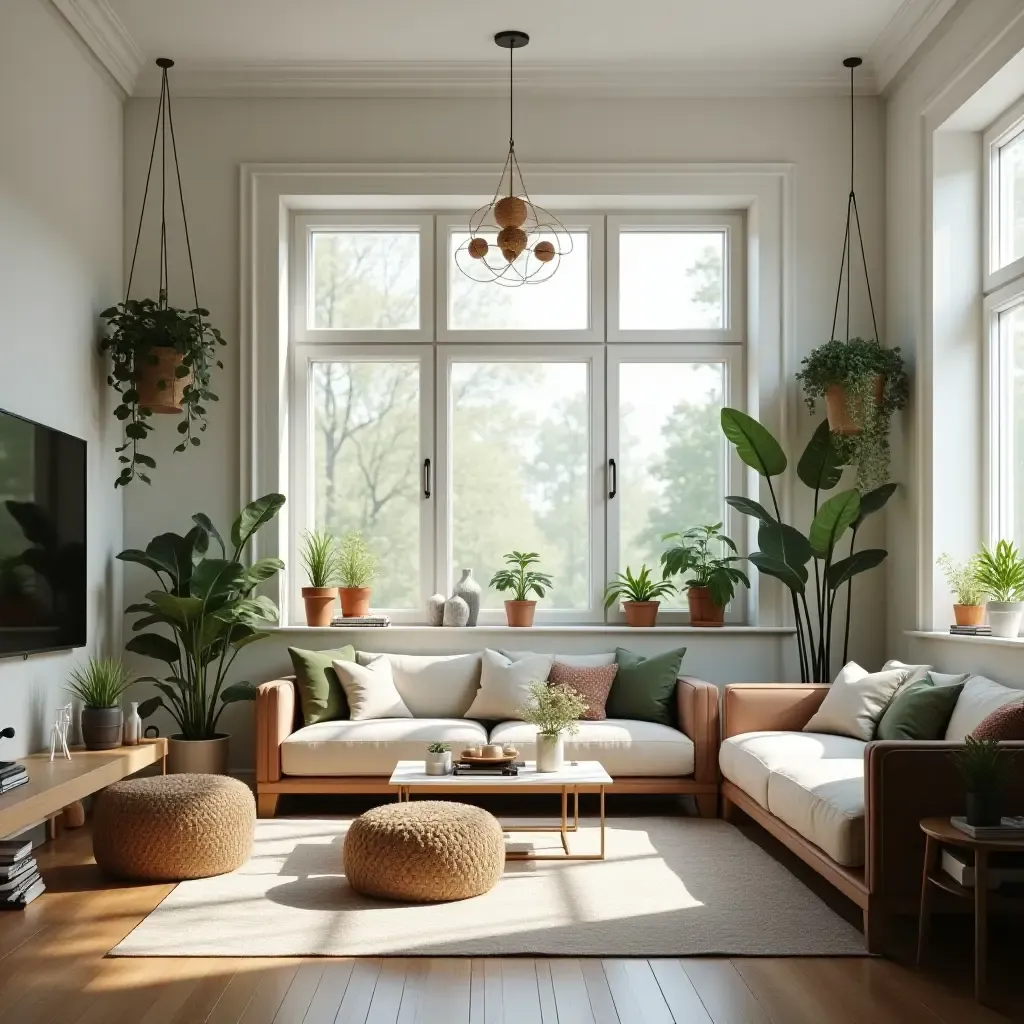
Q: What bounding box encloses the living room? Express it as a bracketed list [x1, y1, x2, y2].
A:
[2, 0, 1024, 1019]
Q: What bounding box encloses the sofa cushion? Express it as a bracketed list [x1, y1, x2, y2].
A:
[500, 650, 616, 667]
[606, 647, 686, 726]
[332, 658, 411, 722]
[287, 645, 354, 725]
[464, 649, 553, 721]
[972, 701, 1024, 740]
[946, 675, 1024, 741]
[549, 662, 618, 720]
[281, 719, 488, 776]
[356, 651, 482, 718]
[803, 662, 910, 741]
[875, 672, 968, 741]
[488, 719, 694, 777]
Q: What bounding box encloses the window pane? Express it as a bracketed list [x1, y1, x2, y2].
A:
[618, 232, 725, 330]
[310, 231, 419, 330]
[618, 362, 728, 605]
[450, 362, 590, 609]
[1001, 305, 1024, 542]
[310, 360, 420, 607]
[999, 132, 1024, 269]
[448, 232, 589, 330]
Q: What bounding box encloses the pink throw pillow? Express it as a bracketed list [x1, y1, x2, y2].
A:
[971, 702, 1024, 741]
[549, 662, 618, 721]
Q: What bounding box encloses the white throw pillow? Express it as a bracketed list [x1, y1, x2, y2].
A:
[465, 649, 553, 721]
[356, 651, 482, 718]
[882, 659, 932, 686]
[945, 675, 1024, 741]
[499, 650, 615, 668]
[804, 661, 911, 741]
[332, 657, 412, 721]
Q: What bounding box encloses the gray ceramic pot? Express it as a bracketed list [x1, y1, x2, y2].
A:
[81, 706, 123, 750]
[167, 734, 230, 774]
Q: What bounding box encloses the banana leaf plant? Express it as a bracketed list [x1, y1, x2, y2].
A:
[721, 410, 895, 683]
[118, 493, 286, 739]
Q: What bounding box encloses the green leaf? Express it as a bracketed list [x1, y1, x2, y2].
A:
[219, 681, 259, 704]
[758, 520, 813, 568]
[245, 557, 285, 588]
[854, 481, 898, 529]
[230, 629, 271, 651]
[125, 632, 180, 665]
[229, 493, 286, 552]
[192, 512, 226, 556]
[808, 489, 861, 557]
[797, 419, 844, 491]
[725, 496, 775, 524]
[147, 590, 204, 625]
[748, 552, 808, 593]
[136, 696, 166, 720]
[145, 533, 195, 586]
[190, 559, 246, 603]
[721, 408, 787, 477]
[827, 548, 888, 589]
[117, 549, 172, 576]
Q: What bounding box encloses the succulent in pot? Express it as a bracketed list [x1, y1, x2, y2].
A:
[67, 658, 134, 750]
[425, 741, 452, 776]
[489, 551, 553, 627]
[336, 531, 379, 618]
[299, 528, 339, 626]
[660, 523, 749, 626]
[603, 564, 675, 626]
[951, 736, 1011, 827]
[936, 552, 985, 628]
[973, 539, 1024, 638]
[517, 680, 589, 772]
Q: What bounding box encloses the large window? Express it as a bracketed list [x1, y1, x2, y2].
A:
[289, 210, 744, 623]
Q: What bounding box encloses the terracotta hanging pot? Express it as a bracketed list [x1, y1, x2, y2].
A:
[302, 587, 337, 626]
[339, 587, 372, 618]
[137, 347, 192, 414]
[825, 375, 884, 436]
[688, 587, 725, 627]
[623, 601, 660, 627]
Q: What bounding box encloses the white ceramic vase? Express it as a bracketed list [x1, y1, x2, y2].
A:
[425, 750, 452, 776]
[427, 593, 446, 626]
[453, 569, 482, 626]
[987, 601, 1024, 638]
[443, 594, 469, 627]
[536, 732, 564, 773]
[123, 701, 141, 746]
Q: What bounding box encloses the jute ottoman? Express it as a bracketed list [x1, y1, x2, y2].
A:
[92, 774, 255, 881]
[344, 801, 504, 902]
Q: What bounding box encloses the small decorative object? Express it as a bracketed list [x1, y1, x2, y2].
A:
[661, 523, 749, 626]
[517, 680, 588, 773]
[464, 745, 482, 758]
[48, 704, 72, 762]
[937, 552, 986, 627]
[483, 743, 504, 758]
[490, 550, 553, 627]
[68, 658, 133, 751]
[442, 594, 469, 627]
[62, 801, 86, 829]
[123, 701, 142, 746]
[337, 530, 378, 618]
[299, 528, 339, 626]
[427, 593, 446, 626]
[452, 568, 482, 626]
[502, 741, 517, 756]
[974, 540, 1024, 637]
[951, 736, 1010, 827]
[603, 564, 676, 627]
[425, 742, 452, 776]
[454, 32, 572, 287]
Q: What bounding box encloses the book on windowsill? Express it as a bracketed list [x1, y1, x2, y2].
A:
[0, 877, 45, 909]
[331, 615, 391, 627]
[951, 816, 1024, 839]
[949, 625, 992, 635]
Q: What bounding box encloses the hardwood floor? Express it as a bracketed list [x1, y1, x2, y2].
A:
[2, 825, 1021, 1023]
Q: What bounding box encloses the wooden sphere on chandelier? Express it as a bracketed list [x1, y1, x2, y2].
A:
[533, 240, 555, 263]
[494, 195, 528, 229]
[467, 237, 489, 260]
[497, 226, 528, 262]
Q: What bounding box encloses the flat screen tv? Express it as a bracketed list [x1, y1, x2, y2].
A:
[0, 408, 86, 657]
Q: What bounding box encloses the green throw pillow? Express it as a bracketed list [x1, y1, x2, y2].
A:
[287, 645, 355, 725]
[875, 671, 968, 741]
[606, 647, 687, 726]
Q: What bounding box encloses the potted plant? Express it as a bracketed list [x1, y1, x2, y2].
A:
[489, 551, 553, 627]
[937, 552, 985, 627]
[660, 523, 749, 626]
[795, 337, 909, 489]
[336, 531, 378, 618]
[299, 528, 339, 626]
[951, 736, 1010, 827]
[517, 680, 588, 773]
[119, 493, 285, 774]
[99, 295, 225, 488]
[425, 741, 452, 776]
[974, 539, 1024, 637]
[67, 658, 134, 750]
[603, 564, 676, 626]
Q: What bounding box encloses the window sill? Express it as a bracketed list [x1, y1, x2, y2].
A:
[906, 630, 1024, 650]
[270, 624, 796, 635]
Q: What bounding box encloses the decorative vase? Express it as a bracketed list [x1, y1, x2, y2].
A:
[623, 601, 660, 627]
[80, 706, 123, 751]
[688, 587, 725, 626]
[986, 601, 1023, 638]
[453, 569, 482, 626]
[504, 600, 536, 627]
[123, 701, 141, 746]
[167, 734, 229, 774]
[536, 732, 564, 773]
[425, 750, 452, 776]
[953, 604, 985, 627]
[427, 593, 446, 626]
[443, 594, 470, 627]
[824, 376, 884, 436]
[965, 790, 1001, 828]
[137, 347, 193, 414]
[339, 586, 371, 618]
[302, 586, 337, 626]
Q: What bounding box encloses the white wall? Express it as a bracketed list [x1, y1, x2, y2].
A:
[0, 0, 123, 758]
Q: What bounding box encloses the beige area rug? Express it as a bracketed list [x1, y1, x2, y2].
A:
[111, 817, 866, 957]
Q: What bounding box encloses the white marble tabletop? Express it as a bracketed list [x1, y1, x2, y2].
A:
[389, 759, 613, 787]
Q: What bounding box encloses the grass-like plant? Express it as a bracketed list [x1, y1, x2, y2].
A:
[603, 564, 676, 608]
[974, 540, 1024, 602]
[951, 736, 1011, 793]
[517, 680, 589, 737]
[300, 529, 339, 589]
[337, 531, 379, 588]
[427, 741, 451, 754]
[67, 658, 134, 709]
[489, 551, 553, 602]
[937, 552, 985, 605]
[660, 523, 749, 608]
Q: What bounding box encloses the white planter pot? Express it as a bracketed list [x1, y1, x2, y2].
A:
[536, 733, 565, 773]
[425, 751, 452, 776]
[987, 601, 1024, 638]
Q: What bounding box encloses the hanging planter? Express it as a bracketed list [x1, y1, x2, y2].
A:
[825, 375, 883, 436]
[98, 58, 224, 488]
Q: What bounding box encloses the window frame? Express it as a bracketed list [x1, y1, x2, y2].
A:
[984, 99, 1024, 293]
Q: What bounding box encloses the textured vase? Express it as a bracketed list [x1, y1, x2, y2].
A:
[453, 569, 482, 626]
[443, 594, 470, 627]
[427, 593, 446, 626]
[123, 701, 141, 746]
[81, 706, 123, 751]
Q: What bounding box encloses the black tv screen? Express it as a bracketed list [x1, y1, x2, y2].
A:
[0, 409, 86, 657]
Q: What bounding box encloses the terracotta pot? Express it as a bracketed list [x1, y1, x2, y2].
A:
[824, 375, 884, 436]
[339, 586, 372, 618]
[623, 601, 660, 627]
[167, 734, 229, 775]
[688, 587, 725, 626]
[504, 600, 536, 627]
[953, 604, 985, 627]
[80, 706, 123, 750]
[302, 586, 337, 626]
[137, 347, 193, 414]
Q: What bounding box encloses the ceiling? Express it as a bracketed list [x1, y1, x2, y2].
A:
[58, 0, 958, 97]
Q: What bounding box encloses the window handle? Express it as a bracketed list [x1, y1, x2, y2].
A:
[608, 458, 617, 500]
[423, 458, 432, 499]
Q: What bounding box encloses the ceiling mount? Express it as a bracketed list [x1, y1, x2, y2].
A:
[155, 56, 175, 69]
[842, 56, 863, 69]
[494, 30, 529, 50]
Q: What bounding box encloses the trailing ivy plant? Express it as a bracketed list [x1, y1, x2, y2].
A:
[99, 293, 225, 487]
[795, 337, 908, 490]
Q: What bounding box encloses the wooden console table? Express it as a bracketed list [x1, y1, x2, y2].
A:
[0, 739, 167, 840]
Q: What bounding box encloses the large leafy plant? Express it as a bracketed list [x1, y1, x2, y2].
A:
[974, 540, 1024, 603]
[660, 523, 749, 608]
[119, 493, 285, 739]
[490, 551, 553, 602]
[721, 411, 895, 684]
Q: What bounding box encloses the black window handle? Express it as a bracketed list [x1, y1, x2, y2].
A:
[423, 458, 432, 499]
[608, 458, 617, 500]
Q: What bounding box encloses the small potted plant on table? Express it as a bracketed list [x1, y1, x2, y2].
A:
[490, 551, 553, 627]
[603, 564, 675, 626]
[517, 681, 589, 773]
[337, 531, 378, 618]
[974, 540, 1024, 638]
[425, 741, 452, 776]
[937, 552, 985, 627]
[299, 528, 339, 626]
[660, 523, 749, 626]
[952, 737, 1010, 827]
[67, 658, 134, 750]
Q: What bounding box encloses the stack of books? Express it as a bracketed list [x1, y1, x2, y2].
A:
[949, 624, 992, 636]
[0, 840, 44, 910]
[942, 846, 1024, 890]
[951, 815, 1024, 839]
[0, 761, 27, 795]
[331, 614, 391, 627]
[453, 761, 522, 778]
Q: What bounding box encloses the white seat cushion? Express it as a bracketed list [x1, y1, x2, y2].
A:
[356, 651, 482, 718]
[488, 719, 694, 777]
[281, 719, 488, 777]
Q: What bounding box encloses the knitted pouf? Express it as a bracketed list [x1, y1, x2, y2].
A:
[92, 774, 255, 882]
[344, 801, 505, 903]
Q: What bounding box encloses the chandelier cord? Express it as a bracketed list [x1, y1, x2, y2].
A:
[508, 43, 514, 152]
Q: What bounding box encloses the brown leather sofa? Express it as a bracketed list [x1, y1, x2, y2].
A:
[719, 683, 1024, 952]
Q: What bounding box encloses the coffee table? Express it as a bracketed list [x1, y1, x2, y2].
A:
[389, 760, 612, 861]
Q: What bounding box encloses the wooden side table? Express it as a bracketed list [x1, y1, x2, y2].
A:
[917, 816, 1024, 1003]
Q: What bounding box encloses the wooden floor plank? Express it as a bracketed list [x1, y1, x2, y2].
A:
[238, 962, 301, 1024]
[272, 962, 325, 1024]
[468, 958, 486, 1024]
[205, 964, 271, 1024]
[602, 959, 672, 1024]
[535, 960, 558, 1024]
[366, 958, 410, 1024]
[397, 958, 430, 1024]
[482, 957, 503, 1024]
[501, 959, 542, 1024]
[549, 959, 598, 1024]
[302, 960, 355, 1024]
[169, 965, 243, 1024]
[733, 959, 860, 1024]
[649, 959, 714, 1023]
[336, 958, 382, 1023]
[580, 958, 620, 1024]
[420, 958, 471, 1024]
[683, 960, 772, 1024]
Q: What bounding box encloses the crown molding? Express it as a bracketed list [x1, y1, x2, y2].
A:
[868, 0, 958, 91]
[49, 0, 143, 95]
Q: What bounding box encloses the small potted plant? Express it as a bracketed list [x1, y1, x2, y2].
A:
[489, 551, 553, 627]
[425, 741, 452, 776]
[603, 564, 676, 626]
[660, 523, 749, 626]
[67, 658, 134, 750]
[517, 680, 588, 773]
[299, 528, 339, 626]
[337, 531, 379, 618]
[937, 552, 985, 627]
[974, 539, 1024, 637]
[951, 736, 1010, 827]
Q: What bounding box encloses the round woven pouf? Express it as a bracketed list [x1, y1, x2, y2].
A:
[344, 801, 504, 903]
[92, 774, 255, 881]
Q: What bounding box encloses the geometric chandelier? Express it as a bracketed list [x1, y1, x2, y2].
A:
[454, 31, 573, 287]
